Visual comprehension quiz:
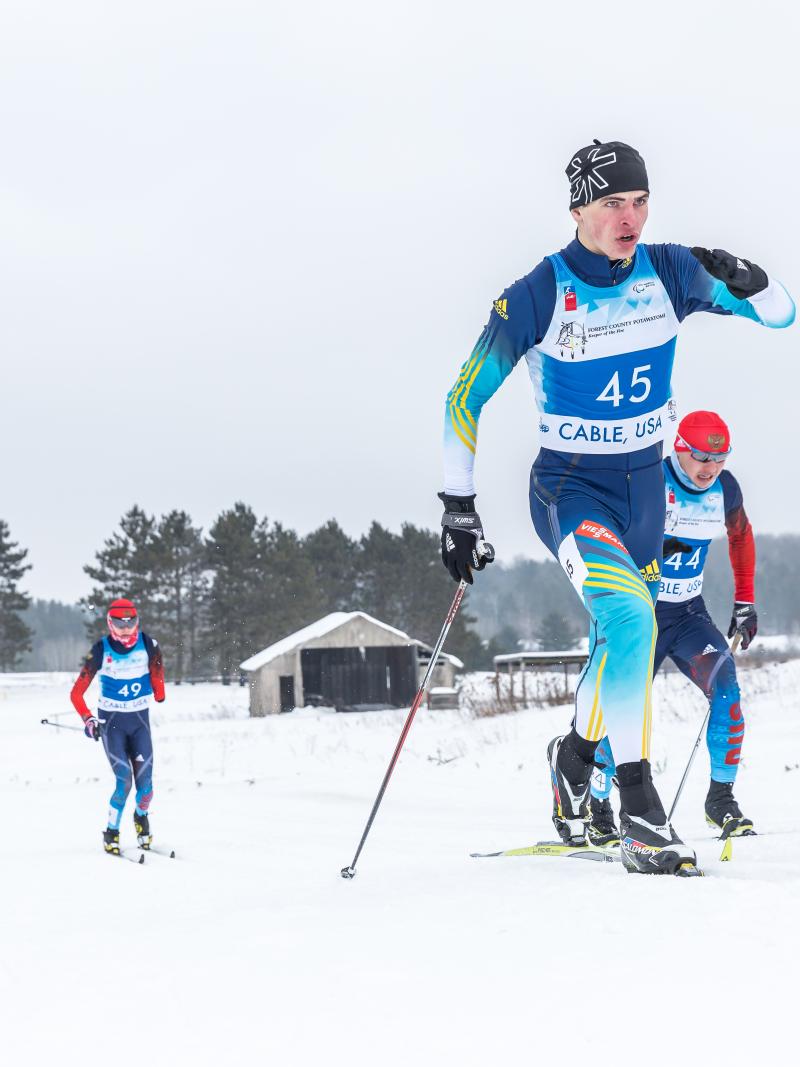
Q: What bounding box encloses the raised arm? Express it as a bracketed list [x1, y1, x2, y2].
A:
[649, 243, 795, 328]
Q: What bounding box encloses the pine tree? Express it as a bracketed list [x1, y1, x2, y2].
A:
[534, 610, 580, 651]
[0, 519, 33, 671]
[257, 521, 319, 645]
[303, 520, 360, 614]
[394, 523, 483, 666]
[81, 506, 159, 641]
[150, 511, 209, 680]
[357, 522, 482, 666]
[205, 503, 266, 679]
[357, 522, 404, 623]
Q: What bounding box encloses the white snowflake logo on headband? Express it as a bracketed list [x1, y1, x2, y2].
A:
[569, 147, 617, 204]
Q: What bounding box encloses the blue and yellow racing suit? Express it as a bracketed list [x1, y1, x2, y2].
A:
[444, 238, 792, 770]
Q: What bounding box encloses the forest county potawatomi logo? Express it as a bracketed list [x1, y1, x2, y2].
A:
[556, 321, 586, 358]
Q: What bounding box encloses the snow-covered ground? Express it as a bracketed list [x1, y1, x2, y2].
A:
[2, 666, 798, 1066]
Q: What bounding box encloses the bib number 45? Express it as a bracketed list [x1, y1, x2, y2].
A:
[597, 365, 651, 407]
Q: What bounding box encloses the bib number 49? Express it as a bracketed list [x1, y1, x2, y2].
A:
[118, 682, 143, 698]
[597, 365, 652, 407]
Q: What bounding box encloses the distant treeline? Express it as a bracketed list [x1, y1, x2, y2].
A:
[5, 507, 800, 676]
[467, 533, 800, 648]
[33, 505, 484, 678]
[20, 599, 87, 671]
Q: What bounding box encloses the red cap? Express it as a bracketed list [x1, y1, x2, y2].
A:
[108, 598, 137, 618]
[107, 598, 139, 648]
[675, 410, 731, 454]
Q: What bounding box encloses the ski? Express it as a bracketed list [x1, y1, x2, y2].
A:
[717, 817, 757, 841]
[672, 862, 704, 877]
[470, 840, 619, 863]
[139, 845, 176, 859]
[109, 849, 145, 865]
[716, 817, 757, 862]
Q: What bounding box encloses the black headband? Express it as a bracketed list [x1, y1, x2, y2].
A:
[566, 139, 648, 208]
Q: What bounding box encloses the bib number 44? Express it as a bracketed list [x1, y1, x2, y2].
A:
[596, 365, 652, 407]
[664, 548, 701, 571]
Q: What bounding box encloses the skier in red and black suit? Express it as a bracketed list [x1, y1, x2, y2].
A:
[589, 411, 757, 844]
[71, 599, 165, 855]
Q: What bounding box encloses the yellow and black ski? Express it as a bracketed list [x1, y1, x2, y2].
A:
[712, 815, 757, 840]
[470, 841, 619, 863]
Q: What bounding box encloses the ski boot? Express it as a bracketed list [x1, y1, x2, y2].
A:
[617, 760, 701, 876]
[588, 796, 620, 848]
[547, 735, 592, 846]
[620, 811, 700, 876]
[705, 780, 755, 837]
[103, 828, 120, 856]
[134, 812, 152, 850]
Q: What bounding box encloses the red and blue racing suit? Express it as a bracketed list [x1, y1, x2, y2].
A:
[71, 633, 165, 830]
[591, 456, 755, 795]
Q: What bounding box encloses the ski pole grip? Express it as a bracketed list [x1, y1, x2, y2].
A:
[476, 540, 495, 562]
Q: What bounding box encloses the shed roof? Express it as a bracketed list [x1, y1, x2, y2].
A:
[240, 611, 414, 671]
[413, 641, 464, 670]
[493, 650, 587, 665]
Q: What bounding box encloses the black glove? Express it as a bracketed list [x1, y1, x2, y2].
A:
[84, 715, 101, 741]
[663, 536, 694, 556]
[690, 247, 768, 300]
[438, 492, 494, 584]
[727, 602, 757, 650]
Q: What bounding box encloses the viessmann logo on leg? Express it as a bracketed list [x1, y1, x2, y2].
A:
[575, 521, 624, 550]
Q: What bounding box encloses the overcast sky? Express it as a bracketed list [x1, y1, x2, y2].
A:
[2, 1, 797, 603]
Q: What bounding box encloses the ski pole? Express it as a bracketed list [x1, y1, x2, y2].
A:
[340, 541, 494, 880]
[40, 718, 84, 732]
[667, 632, 742, 822]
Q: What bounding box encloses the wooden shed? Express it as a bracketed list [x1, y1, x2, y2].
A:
[240, 611, 458, 716]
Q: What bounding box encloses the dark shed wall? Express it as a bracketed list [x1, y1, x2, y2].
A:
[301, 645, 417, 710]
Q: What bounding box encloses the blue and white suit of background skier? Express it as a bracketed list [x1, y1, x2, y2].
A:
[438, 138, 794, 875]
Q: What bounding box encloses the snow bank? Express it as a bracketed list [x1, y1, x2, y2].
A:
[0, 666, 798, 1066]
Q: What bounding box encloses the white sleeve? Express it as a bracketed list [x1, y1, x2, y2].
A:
[747, 278, 796, 328]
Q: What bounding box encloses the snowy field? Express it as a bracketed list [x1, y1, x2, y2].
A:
[2, 665, 798, 1066]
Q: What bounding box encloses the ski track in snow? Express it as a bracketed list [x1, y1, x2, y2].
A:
[1, 667, 798, 1065]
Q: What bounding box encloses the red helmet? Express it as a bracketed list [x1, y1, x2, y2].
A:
[675, 410, 731, 457]
[107, 598, 139, 648]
